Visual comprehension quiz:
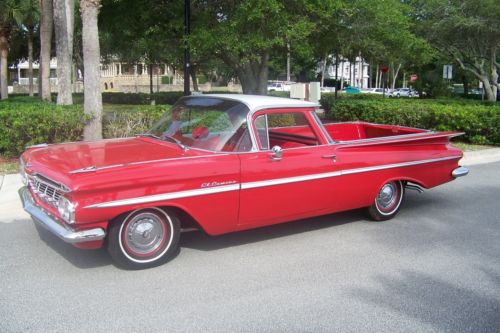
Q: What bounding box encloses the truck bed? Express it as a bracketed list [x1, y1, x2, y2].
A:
[323, 121, 427, 141]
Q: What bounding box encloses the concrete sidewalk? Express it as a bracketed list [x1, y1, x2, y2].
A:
[0, 173, 28, 223]
[1, 148, 500, 224]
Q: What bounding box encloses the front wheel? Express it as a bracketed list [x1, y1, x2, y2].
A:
[367, 181, 404, 221]
[107, 208, 180, 269]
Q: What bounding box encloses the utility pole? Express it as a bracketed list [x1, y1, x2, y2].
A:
[183, 0, 190, 96]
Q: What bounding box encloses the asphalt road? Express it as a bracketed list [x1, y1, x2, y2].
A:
[1, 162, 499, 333]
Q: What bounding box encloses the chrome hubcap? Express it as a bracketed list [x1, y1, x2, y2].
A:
[377, 183, 397, 210]
[125, 213, 165, 255]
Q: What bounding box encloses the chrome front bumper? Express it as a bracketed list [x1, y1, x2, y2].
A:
[452, 166, 469, 178]
[19, 186, 106, 243]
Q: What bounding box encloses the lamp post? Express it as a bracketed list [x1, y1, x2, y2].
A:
[183, 0, 191, 96]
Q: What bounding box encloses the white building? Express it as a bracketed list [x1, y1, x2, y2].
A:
[321, 56, 370, 88]
[9, 58, 58, 86]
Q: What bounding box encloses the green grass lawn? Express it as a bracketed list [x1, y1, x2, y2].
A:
[0, 157, 18, 175]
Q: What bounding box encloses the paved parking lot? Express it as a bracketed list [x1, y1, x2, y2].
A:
[0, 162, 499, 332]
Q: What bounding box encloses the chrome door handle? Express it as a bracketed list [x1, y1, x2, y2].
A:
[322, 154, 337, 163]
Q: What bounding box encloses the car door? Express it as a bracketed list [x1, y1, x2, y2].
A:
[237, 108, 342, 229]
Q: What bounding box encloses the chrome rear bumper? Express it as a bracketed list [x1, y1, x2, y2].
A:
[452, 166, 469, 178]
[19, 186, 106, 243]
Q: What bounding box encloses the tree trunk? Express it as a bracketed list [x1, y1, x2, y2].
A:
[81, 0, 103, 141]
[39, 0, 53, 101]
[149, 63, 153, 95]
[228, 51, 268, 95]
[456, 52, 498, 102]
[28, 26, 34, 96]
[340, 61, 345, 90]
[0, 25, 10, 100]
[461, 75, 468, 96]
[334, 54, 339, 99]
[190, 64, 199, 92]
[53, 0, 74, 105]
[375, 64, 379, 89]
[391, 63, 402, 90]
[320, 54, 327, 87]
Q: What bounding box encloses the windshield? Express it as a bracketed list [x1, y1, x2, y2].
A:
[148, 97, 252, 152]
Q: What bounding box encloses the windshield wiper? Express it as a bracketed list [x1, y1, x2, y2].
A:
[136, 133, 161, 140]
[136, 133, 188, 151]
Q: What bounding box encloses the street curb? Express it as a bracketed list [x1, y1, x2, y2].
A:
[460, 148, 500, 166]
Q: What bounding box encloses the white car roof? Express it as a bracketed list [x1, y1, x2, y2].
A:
[201, 94, 319, 112]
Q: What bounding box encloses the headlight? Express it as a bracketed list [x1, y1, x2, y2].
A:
[57, 196, 76, 224]
[19, 157, 27, 185]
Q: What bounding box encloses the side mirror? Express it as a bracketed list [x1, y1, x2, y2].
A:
[271, 145, 282, 161]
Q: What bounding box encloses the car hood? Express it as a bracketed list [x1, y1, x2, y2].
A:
[23, 137, 203, 183]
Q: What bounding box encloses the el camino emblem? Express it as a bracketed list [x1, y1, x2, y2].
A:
[201, 180, 237, 188]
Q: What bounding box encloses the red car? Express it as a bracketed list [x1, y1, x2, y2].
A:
[19, 94, 469, 269]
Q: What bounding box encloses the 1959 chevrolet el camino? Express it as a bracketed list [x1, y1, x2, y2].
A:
[19, 94, 469, 269]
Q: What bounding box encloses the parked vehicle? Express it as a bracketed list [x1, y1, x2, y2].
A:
[345, 86, 360, 94]
[389, 88, 419, 98]
[267, 81, 292, 92]
[366, 88, 388, 95]
[19, 95, 468, 269]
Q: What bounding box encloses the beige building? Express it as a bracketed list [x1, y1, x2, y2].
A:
[9, 58, 242, 94]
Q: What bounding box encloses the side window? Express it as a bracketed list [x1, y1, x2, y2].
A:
[254, 115, 269, 150]
[255, 112, 319, 150]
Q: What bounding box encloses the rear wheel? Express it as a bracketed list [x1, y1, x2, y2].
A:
[367, 181, 404, 221]
[107, 208, 180, 269]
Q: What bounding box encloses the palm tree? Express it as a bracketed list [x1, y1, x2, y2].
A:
[38, 0, 53, 101]
[53, 0, 74, 105]
[19, 0, 40, 96]
[0, 1, 21, 100]
[80, 0, 102, 140]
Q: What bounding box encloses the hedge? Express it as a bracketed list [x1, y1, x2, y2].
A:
[50, 92, 184, 105]
[2, 95, 498, 157]
[0, 100, 86, 156]
[320, 96, 500, 145]
[0, 99, 169, 156]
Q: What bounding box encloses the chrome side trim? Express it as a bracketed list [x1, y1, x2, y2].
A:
[341, 156, 461, 176]
[241, 171, 342, 189]
[85, 184, 240, 208]
[19, 187, 105, 243]
[85, 155, 461, 209]
[452, 166, 469, 178]
[336, 132, 464, 146]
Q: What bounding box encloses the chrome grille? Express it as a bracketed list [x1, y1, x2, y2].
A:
[29, 175, 65, 207]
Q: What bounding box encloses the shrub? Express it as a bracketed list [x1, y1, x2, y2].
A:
[103, 106, 168, 138]
[0, 100, 86, 156]
[320, 96, 500, 145]
[95, 92, 183, 105]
